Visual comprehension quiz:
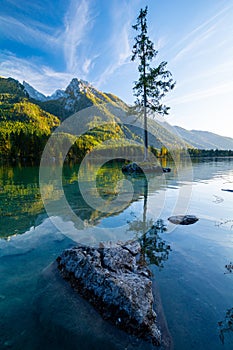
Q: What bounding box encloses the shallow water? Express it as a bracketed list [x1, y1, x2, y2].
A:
[0, 158, 233, 349]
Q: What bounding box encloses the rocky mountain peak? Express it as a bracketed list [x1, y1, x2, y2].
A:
[63, 78, 102, 111]
[23, 81, 47, 102]
[65, 78, 92, 96]
[23, 77, 99, 105]
[49, 89, 67, 100]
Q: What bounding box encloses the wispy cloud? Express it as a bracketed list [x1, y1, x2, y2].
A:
[62, 0, 93, 74]
[172, 24, 218, 63]
[99, 26, 131, 82]
[170, 4, 233, 64]
[95, 1, 132, 87]
[0, 0, 136, 91]
[0, 15, 59, 50]
[167, 81, 233, 106]
[0, 52, 73, 95]
[173, 58, 233, 92]
[82, 58, 92, 74]
[0, 0, 97, 77]
[0, 0, 97, 89]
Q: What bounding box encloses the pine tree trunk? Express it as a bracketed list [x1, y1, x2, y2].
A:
[143, 95, 148, 161]
[141, 14, 148, 161]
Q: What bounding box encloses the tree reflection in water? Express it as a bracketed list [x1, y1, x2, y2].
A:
[224, 262, 233, 274]
[218, 308, 233, 344]
[138, 220, 171, 269]
[126, 172, 171, 269]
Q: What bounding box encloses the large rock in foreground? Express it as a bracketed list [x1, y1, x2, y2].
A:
[57, 241, 161, 346]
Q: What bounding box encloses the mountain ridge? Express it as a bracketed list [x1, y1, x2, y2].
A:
[1, 76, 233, 151]
[174, 125, 233, 150]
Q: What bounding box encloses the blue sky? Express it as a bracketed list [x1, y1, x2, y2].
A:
[0, 0, 233, 137]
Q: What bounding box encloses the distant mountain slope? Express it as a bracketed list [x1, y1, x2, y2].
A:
[174, 126, 233, 150]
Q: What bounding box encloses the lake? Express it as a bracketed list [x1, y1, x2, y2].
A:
[0, 158, 233, 349]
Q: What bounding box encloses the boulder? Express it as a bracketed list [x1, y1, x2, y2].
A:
[57, 241, 161, 346]
[162, 168, 171, 173]
[168, 215, 199, 225]
[122, 162, 144, 174]
[122, 162, 170, 175]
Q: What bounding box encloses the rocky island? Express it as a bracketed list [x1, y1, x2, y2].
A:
[57, 240, 162, 346]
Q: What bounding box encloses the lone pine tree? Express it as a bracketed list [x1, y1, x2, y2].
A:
[132, 6, 175, 160]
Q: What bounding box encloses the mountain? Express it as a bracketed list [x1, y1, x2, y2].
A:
[22, 78, 185, 149]
[23, 78, 233, 150]
[24, 78, 128, 121]
[0, 77, 28, 98]
[50, 89, 67, 100]
[174, 126, 233, 150]
[0, 77, 138, 161]
[1, 76, 233, 157]
[0, 77, 59, 134]
[23, 81, 68, 102]
[0, 77, 60, 159]
[23, 81, 48, 102]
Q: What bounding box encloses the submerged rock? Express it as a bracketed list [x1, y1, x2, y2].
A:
[162, 168, 171, 173]
[122, 162, 144, 174]
[168, 215, 199, 225]
[57, 241, 161, 346]
[221, 189, 233, 193]
[122, 162, 170, 175]
[35, 262, 172, 350]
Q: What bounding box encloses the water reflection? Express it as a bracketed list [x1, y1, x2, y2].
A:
[125, 172, 171, 269]
[63, 161, 136, 227]
[218, 308, 233, 344]
[1, 161, 165, 237]
[1, 158, 233, 350]
[225, 262, 233, 274]
[219, 264, 233, 344]
[0, 165, 45, 237]
[138, 221, 171, 269]
[63, 161, 163, 228]
[1, 157, 233, 239]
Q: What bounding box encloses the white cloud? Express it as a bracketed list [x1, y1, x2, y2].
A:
[172, 24, 218, 64]
[174, 58, 233, 92]
[62, 0, 93, 74]
[0, 52, 73, 95]
[167, 81, 233, 106]
[95, 3, 132, 87]
[0, 0, 99, 90]
[170, 4, 232, 64]
[0, 15, 59, 50]
[0, 0, 96, 78]
[82, 58, 92, 75]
